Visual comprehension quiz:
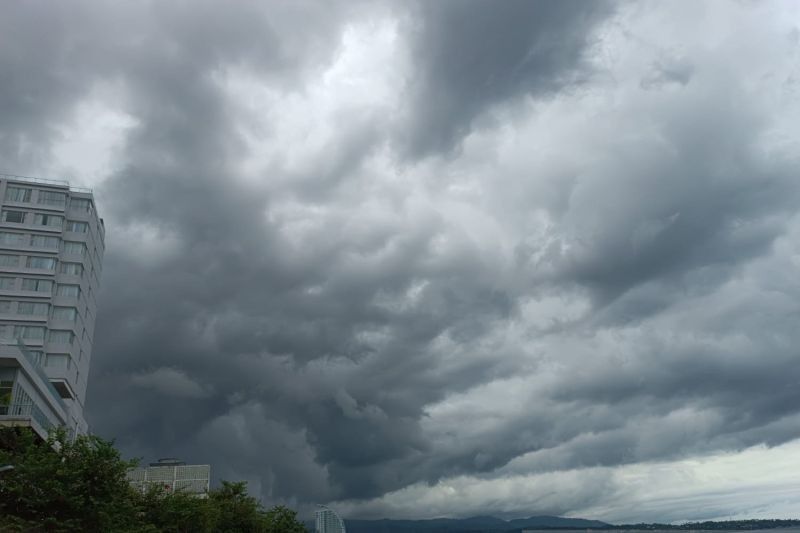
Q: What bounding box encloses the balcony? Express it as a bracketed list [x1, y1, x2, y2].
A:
[0, 401, 55, 436]
[0, 339, 69, 440]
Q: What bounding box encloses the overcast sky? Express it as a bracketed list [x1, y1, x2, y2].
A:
[3, 0, 800, 523]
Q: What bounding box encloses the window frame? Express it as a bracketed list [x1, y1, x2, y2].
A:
[33, 213, 63, 228]
[26, 256, 57, 270]
[2, 210, 26, 223]
[59, 262, 83, 276]
[30, 235, 60, 249]
[17, 301, 50, 316]
[5, 186, 32, 203]
[36, 190, 67, 207]
[62, 241, 87, 256]
[52, 306, 78, 322]
[65, 220, 89, 233]
[0, 254, 20, 267]
[21, 278, 53, 293]
[56, 284, 81, 298]
[48, 330, 74, 345]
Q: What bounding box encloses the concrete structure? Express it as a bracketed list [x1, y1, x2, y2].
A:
[127, 458, 211, 497]
[0, 173, 104, 439]
[316, 505, 347, 533]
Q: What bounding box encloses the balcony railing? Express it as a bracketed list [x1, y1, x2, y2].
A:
[0, 172, 93, 194]
[0, 337, 67, 413]
[0, 401, 55, 433]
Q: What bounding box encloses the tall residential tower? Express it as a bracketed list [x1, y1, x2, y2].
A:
[316, 506, 347, 533]
[0, 174, 104, 439]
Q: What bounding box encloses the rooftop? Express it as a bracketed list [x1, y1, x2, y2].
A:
[0, 172, 93, 194]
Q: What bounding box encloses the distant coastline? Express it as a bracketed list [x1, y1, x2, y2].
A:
[607, 521, 800, 531]
[322, 517, 800, 533]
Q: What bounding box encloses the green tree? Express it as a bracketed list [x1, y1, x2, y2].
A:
[0, 428, 139, 532]
[210, 480, 270, 532]
[0, 428, 308, 533]
[136, 485, 220, 533]
[263, 504, 307, 533]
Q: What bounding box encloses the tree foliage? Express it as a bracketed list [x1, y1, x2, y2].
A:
[0, 428, 308, 533]
[0, 427, 137, 531]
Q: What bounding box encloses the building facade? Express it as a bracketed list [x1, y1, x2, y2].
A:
[316, 505, 347, 533]
[127, 459, 211, 497]
[0, 174, 104, 439]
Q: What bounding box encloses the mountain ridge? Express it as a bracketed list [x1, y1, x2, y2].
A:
[306, 514, 610, 532]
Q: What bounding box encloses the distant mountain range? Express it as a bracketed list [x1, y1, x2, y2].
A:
[306, 514, 610, 532]
[304, 516, 800, 533]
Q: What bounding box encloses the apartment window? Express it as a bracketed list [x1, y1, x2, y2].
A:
[0, 232, 27, 246]
[26, 256, 56, 270]
[17, 302, 49, 316]
[5, 186, 32, 203]
[70, 197, 92, 212]
[0, 254, 19, 267]
[0, 301, 11, 313]
[14, 325, 45, 340]
[0, 277, 15, 290]
[46, 353, 71, 370]
[33, 213, 63, 228]
[52, 306, 77, 322]
[0, 380, 11, 409]
[62, 241, 86, 256]
[12, 386, 32, 409]
[37, 190, 66, 207]
[66, 220, 88, 233]
[30, 235, 60, 249]
[28, 350, 44, 366]
[48, 330, 74, 345]
[56, 284, 80, 298]
[2, 210, 26, 223]
[60, 262, 82, 276]
[21, 278, 52, 293]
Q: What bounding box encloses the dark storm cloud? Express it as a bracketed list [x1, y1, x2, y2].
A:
[536, 82, 798, 307]
[399, 0, 613, 156]
[70, 0, 522, 503]
[0, 2, 104, 166]
[3, 0, 800, 522]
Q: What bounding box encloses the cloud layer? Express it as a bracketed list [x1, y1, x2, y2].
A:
[2, 0, 800, 522]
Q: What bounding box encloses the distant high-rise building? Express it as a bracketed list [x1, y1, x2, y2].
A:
[316, 505, 346, 533]
[127, 458, 211, 497]
[0, 174, 104, 440]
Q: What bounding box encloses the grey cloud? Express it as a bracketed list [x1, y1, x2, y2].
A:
[530, 79, 796, 309]
[131, 367, 211, 398]
[398, 0, 613, 157]
[0, 2, 105, 166]
[641, 58, 695, 90]
[2, 0, 800, 523]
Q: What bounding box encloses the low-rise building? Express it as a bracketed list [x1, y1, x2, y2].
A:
[127, 458, 211, 497]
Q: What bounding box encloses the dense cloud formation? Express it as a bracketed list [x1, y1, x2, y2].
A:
[3, 0, 800, 522]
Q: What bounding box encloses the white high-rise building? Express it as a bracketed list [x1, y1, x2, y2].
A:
[316, 505, 347, 533]
[0, 174, 104, 440]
